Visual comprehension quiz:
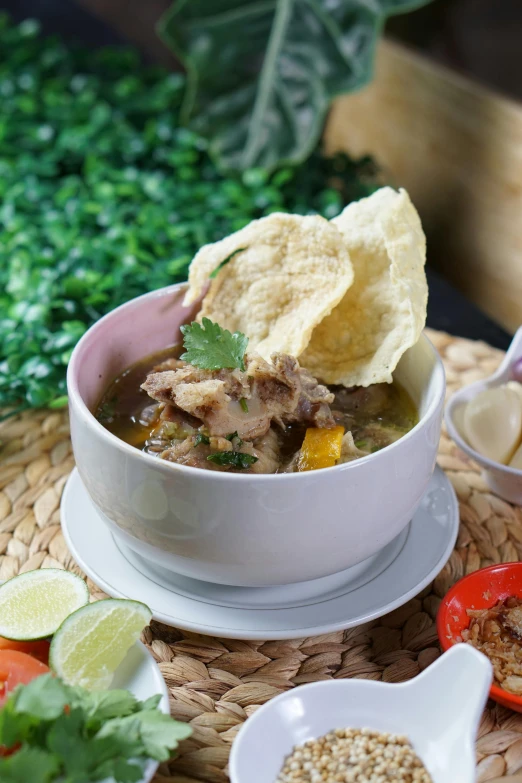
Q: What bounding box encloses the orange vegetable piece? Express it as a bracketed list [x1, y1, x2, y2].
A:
[297, 426, 345, 471]
[0, 650, 50, 707]
[0, 637, 50, 665]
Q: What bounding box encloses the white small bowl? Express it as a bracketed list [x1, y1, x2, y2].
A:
[446, 327, 522, 504]
[229, 644, 492, 783]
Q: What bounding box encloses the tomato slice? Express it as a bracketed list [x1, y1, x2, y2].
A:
[0, 637, 50, 665]
[0, 650, 50, 707]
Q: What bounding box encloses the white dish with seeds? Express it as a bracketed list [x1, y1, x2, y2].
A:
[229, 644, 492, 783]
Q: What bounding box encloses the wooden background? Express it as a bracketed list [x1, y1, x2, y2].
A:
[323, 40, 522, 335]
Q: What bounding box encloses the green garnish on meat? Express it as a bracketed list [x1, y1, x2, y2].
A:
[194, 432, 210, 446]
[207, 451, 258, 470]
[180, 318, 248, 371]
[0, 674, 191, 783]
[225, 431, 243, 447]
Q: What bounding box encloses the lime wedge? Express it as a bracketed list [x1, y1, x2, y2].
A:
[0, 568, 89, 641]
[49, 598, 152, 690]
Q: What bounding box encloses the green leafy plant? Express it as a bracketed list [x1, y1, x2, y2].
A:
[0, 674, 191, 783]
[159, 0, 432, 172]
[0, 15, 380, 417]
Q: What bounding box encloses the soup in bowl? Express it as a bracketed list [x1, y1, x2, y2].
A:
[67, 283, 445, 587]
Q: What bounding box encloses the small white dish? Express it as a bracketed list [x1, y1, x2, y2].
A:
[446, 326, 522, 504]
[229, 644, 493, 783]
[100, 641, 169, 783]
[61, 466, 458, 640]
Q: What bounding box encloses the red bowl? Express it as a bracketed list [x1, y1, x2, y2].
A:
[437, 562, 522, 712]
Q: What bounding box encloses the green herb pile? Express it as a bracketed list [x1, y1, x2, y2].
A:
[0, 14, 378, 417]
[0, 674, 191, 782]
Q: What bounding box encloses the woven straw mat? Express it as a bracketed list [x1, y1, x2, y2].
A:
[2, 328, 522, 783]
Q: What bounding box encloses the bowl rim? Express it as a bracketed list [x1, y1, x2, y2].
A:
[446, 386, 522, 477]
[436, 562, 522, 710]
[67, 283, 446, 482]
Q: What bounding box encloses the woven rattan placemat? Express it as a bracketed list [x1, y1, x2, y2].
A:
[2, 328, 522, 783]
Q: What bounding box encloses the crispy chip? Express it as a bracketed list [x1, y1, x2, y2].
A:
[183, 213, 354, 360]
[300, 187, 427, 387]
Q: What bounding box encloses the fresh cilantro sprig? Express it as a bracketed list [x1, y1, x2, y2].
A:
[0, 675, 192, 783]
[180, 318, 249, 371]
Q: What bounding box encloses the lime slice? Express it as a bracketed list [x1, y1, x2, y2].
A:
[49, 598, 152, 690]
[0, 568, 89, 641]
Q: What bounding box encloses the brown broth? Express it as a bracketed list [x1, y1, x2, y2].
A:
[95, 345, 182, 449]
[95, 347, 418, 468]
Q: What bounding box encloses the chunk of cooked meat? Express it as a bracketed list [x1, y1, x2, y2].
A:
[159, 427, 281, 473]
[242, 428, 281, 474]
[152, 357, 187, 372]
[331, 384, 391, 416]
[159, 435, 223, 470]
[280, 363, 335, 429]
[159, 403, 201, 428]
[142, 351, 303, 440]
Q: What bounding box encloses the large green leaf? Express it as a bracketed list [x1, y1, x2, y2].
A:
[159, 0, 432, 172]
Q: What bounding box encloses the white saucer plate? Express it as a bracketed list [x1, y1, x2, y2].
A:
[62, 466, 458, 640]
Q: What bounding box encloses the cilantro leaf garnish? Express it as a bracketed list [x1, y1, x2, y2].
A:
[194, 432, 210, 447]
[207, 451, 258, 470]
[180, 318, 248, 371]
[0, 674, 192, 783]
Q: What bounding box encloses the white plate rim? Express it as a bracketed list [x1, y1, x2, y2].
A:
[62, 466, 458, 640]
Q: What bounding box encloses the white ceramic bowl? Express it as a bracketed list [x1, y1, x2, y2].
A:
[446, 327, 522, 505]
[229, 644, 493, 783]
[67, 283, 445, 587]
